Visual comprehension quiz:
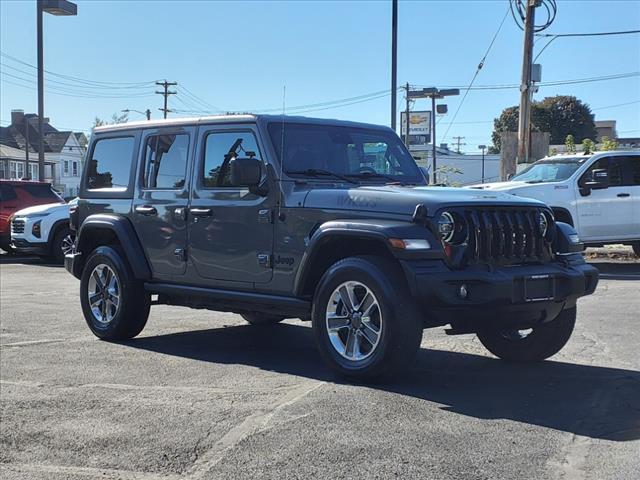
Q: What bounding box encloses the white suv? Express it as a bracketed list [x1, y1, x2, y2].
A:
[469, 151, 640, 255]
[10, 199, 76, 263]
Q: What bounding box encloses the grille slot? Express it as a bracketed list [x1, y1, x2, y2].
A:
[11, 219, 25, 234]
[461, 208, 549, 266]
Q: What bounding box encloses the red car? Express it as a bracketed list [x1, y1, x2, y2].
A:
[0, 180, 64, 253]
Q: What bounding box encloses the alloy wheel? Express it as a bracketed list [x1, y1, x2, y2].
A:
[87, 264, 120, 325]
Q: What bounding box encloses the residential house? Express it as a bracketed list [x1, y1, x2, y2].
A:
[0, 110, 87, 197]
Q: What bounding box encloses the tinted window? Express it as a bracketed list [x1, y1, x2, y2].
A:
[19, 184, 63, 201]
[627, 156, 640, 185]
[581, 157, 622, 187]
[142, 134, 189, 189]
[87, 137, 135, 190]
[203, 132, 261, 187]
[268, 123, 422, 183]
[0, 184, 17, 201]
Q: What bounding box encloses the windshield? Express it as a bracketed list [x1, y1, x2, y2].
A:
[511, 158, 586, 183]
[268, 123, 424, 185]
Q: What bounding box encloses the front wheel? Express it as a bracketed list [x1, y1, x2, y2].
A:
[312, 256, 423, 382]
[80, 246, 150, 340]
[477, 307, 576, 362]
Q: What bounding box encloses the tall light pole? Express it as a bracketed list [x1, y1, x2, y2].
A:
[478, 145, 486, 183]
[516, 0, 536, 167]
[390, 0, 398, 132]
[37, 0, 77, 182]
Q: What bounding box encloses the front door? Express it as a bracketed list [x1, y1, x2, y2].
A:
[575, 155, 635, 241]
[132, 126, 193, 279]
[187, 125, 274, 285]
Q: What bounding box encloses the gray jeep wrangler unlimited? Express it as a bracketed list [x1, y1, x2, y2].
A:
[66, 115, 598, 380]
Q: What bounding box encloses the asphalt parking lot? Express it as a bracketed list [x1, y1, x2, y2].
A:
[1, 255, 639, 480]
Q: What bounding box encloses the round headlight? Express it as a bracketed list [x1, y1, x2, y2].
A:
[538, 212, 548, 237]
[438, 211, 455, 243]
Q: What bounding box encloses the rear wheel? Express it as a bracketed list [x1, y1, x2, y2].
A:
[312, 256, 423, 382]
[241, 313, 285, 325]
[477, 307, 576, 362]
[80, 246, 150, 340]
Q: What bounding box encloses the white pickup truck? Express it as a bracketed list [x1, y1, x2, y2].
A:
[469, 151, 640, 255]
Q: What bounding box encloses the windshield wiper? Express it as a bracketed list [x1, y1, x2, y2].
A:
[286, 168, 357, 184]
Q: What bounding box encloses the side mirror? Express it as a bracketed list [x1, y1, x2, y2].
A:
[230, 157, 262, 187]
[584, 168, 609, 190]
[419, 166, 430, 184]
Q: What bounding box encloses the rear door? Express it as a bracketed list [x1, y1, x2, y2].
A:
[131, 126, 193, 279]
[575, 156, 634, 241]
[187, 125, 275, 285]
[622, 154, 640, 238]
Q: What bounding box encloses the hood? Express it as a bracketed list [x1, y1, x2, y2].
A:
[303, 185, 546, 217]
[465, 180, 530, 191]
[14, 202, 69, 217]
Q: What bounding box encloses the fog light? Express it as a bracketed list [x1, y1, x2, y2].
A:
[458, 284, 468, 299]
[32, 220, 42, 238]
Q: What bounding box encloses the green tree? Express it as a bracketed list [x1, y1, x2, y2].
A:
[565, 134, 576, 153]
[92, 112, 129, 129]
[581, 138, 595, 154]
[490, 95, 597, 152]
[600, 136, 618, 151]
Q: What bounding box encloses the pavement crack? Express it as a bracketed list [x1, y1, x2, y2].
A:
[185, 380, 325, 479]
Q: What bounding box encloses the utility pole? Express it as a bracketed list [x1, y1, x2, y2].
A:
[156, 80, 177, 119]
[390, 0, 398, 132]
[431, 95, 437, 184]
[451, 136, 466, 154]
[517, 0, 537, 167]
[37, 1, 44, 182]
[404, 82, 410, 147]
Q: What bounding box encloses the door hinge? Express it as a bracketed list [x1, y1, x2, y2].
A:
[257, 253, 272, 268]
[258, 208, 274, 224]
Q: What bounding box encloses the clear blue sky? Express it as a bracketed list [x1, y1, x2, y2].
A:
[1, 0, 639, 152]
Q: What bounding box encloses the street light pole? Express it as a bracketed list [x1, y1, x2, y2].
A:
[122, 109, 151, 120]
[36, 0, 77, 183]
[431, 94, 437, 184]
[478, 145, 486, 183]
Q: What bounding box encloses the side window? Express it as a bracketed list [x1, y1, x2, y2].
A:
[87, 137, 135, 190]
[627, 156, 640, 185]
[202, 131, 260, 187]
[580, 157, 622, 187]
[142, 134, 189, 189]
[0, 184, 17, 201]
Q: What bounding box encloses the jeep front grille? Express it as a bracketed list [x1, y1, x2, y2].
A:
[11, 218, 25, 234]
[455, 208, 552, 266]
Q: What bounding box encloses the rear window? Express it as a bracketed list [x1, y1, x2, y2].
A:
[87, 137, 135, 190]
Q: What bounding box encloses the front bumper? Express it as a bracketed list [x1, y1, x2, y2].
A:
[402, 259, 598, 329]
[10, 238, 49, 256]
[65, 252, 83, 279]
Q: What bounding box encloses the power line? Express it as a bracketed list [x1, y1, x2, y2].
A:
[592, 100, 640, 111]
[440, 5, 511, 142]
[536, 29, 640, 38]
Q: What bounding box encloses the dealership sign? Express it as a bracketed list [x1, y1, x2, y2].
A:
[401, 111, 431, 136]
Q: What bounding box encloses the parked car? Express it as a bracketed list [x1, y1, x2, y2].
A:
[10, 198, 76, 263]
[0, 180, 65, 253]
[469, 151, 640, 256]
[64, 115, 598, 381]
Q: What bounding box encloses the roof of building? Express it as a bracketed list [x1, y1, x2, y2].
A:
[0, 143, 27, 160]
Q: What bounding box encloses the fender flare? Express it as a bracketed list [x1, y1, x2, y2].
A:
[76, 214, 151, 280]
[550, 206, 574, 227]
[293, 219, 440, 297]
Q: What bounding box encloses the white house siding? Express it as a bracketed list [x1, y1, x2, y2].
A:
[53, 134, 85, 197]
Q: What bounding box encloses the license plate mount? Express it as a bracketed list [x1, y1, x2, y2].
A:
[523, 274, 555, 302]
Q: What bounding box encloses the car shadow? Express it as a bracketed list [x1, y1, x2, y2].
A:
[589, 261, 640, 280]
[0, 253, 62, 267]
[123, 322, 640, 442]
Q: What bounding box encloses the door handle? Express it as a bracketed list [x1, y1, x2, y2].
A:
[617, 193, 630, 198]
[135, 205, 157, 216]
[189, 207, 213, 217]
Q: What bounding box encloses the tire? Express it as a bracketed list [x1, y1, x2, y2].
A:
[312, 256, 423, 382]
[80, 245, 150, 341]
[633, 242, 640, 258]
[477, 306, 576, 362]
[241, 313, 285, 325]
[51, 227, 75, 264]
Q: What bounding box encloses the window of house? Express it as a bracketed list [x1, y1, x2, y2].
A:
[63, 160, 69, 176]
[9, 161, 24, 180]
[72, 161, 78, 176]
[142, 134, 189, 189]
[86, 137, 135, 190]
[29, 163, 38, 181]
[0, 161, 6, 179]
[202, 131, 261, 187]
